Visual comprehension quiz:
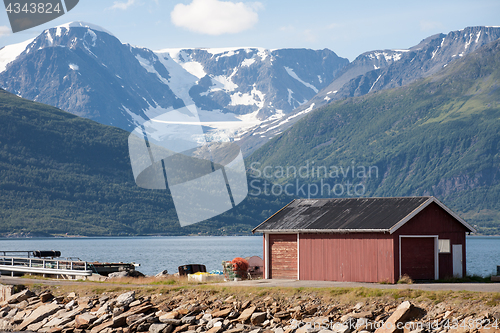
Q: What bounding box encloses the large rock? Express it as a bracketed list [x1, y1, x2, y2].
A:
[64, 299, 77, 310]
[156, 270, 169, 278]
[90, 315, 127, 333]
[127, 313, 144, 326]
[42, 314, 74, 328]
[0, 319, 13, 331]
[160, 311, 180, 320]
[115, 291, 135, 307]
[150, 323, 172, 333]
[26, 317, 49, 331]
[96, 303, 111, 317]
[237, 306, 256, 323]
[160, 318, 181, 325]
[74, 313, 97, 329]
[39, 291, 54, 303]
[181, 316, 197, 325]
[251, 312, 267, 326]
[108, 271, 129, 278]
[207, 326, 223, 333]
[212, 308, 232, 318]
[375, 301, 414, 333]
[5, 289, 33, 305]
[17, 303, 61, 331]
[129, 299, 142, 307]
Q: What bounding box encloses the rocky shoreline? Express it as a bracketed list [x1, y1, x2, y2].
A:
[0, 283, 498, 333]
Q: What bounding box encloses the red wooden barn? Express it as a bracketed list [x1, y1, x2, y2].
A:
[252, 197, 475, 283]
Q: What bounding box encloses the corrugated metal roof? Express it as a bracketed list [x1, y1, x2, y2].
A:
[253, 197, 434, 233]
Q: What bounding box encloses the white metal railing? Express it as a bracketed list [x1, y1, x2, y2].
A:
[0, 256, 92, 276]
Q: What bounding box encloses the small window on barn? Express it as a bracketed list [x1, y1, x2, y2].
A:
[439, 239, 450, 253]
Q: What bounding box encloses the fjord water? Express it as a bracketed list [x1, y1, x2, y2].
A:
[0, 236, 262, 276]
[0, 236, 498, 277]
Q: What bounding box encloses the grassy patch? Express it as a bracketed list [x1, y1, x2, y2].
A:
[436, 274, 492, 283]
[397, 274, 414, 284]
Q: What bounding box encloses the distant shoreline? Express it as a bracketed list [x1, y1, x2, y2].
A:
[0, 234, 498, 239]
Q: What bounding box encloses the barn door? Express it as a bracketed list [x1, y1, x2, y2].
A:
[452, 244, 463, 278]
[400, 236, 437, 280]
[269, 234, 297, 279]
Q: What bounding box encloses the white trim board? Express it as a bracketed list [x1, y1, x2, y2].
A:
[297, 233, 300, 280]
[264, 233, 269, 279]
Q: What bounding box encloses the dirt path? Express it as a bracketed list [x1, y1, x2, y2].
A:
[0, 276, 146, 288]
[2, 276, 500, 292]
[221, 278, 500, 292]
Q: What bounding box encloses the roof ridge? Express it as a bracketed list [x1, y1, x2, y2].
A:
[253, 196, 474, 233]
[293, 196, 433, 201]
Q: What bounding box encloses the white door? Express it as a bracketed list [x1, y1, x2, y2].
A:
[452, 244, 463, 278]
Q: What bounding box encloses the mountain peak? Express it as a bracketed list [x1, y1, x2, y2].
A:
[54, 21, 115, 36]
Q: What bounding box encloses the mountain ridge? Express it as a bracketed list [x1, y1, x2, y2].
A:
[0, 21, 348, 139]
[246, 38, 500, 234]
[237, 26, 500, 155]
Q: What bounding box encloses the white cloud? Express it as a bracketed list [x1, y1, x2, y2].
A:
[0, 26, 11, 37]
[171, 0, 262, 35]
[109, 0, 136, 10]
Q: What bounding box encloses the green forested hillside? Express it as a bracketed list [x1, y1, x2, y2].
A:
[2, 38, 500, 236]
[0, 89, 286, 236]
[247, 39, 500, 234]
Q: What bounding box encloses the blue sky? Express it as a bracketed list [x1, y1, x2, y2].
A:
[0, 0, 499, 60]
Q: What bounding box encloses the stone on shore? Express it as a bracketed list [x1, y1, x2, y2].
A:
[75, 313, 97, 329]
[17, 303, 61, 331]
[375, 301, 414, 333]
[115, 291, 135, 307]
[251, 312, 267, 326]
[237, 306, 256, 322]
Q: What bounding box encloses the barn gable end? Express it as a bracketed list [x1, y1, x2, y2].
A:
[254, 197, 474, 283]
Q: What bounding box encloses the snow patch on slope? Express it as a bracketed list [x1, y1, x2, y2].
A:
[181, 62, 206, 79]
[241, 58, 256, 67]
[157, 49, 207, 78]
[254, 103, 317, 136]
[230, 86, 265, 108]
[368, 51, 406, 62]
[0, 38, 34, 73]
[155, 52, 198, 106]
[257, 49, 268, 61]
[284, 67, 318, 93]
[45, 30, 54, 45]
[122, 105, 146, 127]
[203, 47, 253, 55]
[212, 72, 238, 92]
[56, 21, 115, 36]
[369, 75, 381, 93]
[287, 88, 293, 105]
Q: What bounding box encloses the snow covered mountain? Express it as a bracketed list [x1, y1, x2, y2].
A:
[0, 22, 348, 138]
[2, 23, 498, 156]
[237, 26, 500, 155]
